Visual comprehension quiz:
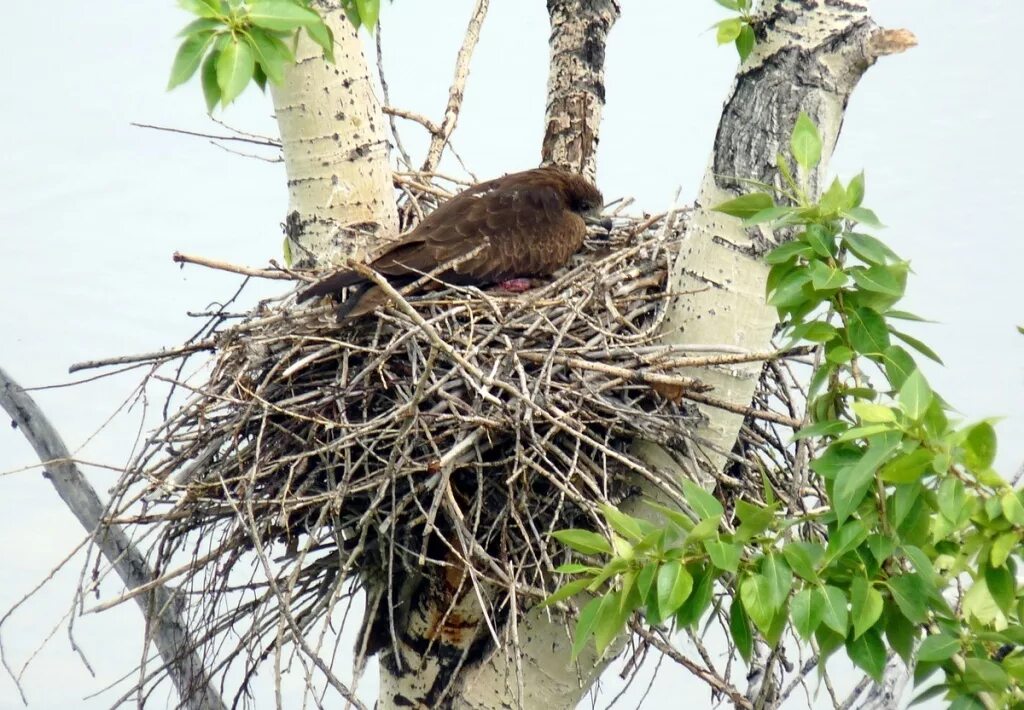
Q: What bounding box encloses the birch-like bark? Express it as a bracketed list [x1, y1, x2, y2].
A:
[634, 0, 915, 702]
[0, 368, 226, 710]
[273, 6, 399, 268]
[540, 0, 620, 181]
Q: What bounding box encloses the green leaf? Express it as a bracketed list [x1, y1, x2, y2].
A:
[541, 577, 590, 608]
[850, 577, 883, 639]
[937, 477, 967, 525]
[790, 113, 822, 171]
[917, 633, 959, 662]
[746, 205, 799, 228]
[882, 345, 918, 390]
[248, 0, 321, 31]
[984, 563, 1015, 612]
[217, 37, 256, 105]
[783, 542, 823, 582]
[833, 432, 901, 524]
[179, 17, 224, 37]
[735, 23, 755, 62]
[716, 17, 743, 44]
[551, 529, 612, 555]
[793, 419, 847, 442]
[1001, 491, 1024, 525]
[734, 499, 776, 541]
[681, 480, 724, 522]
[963, 422, 997, 471]
[741, 574, 776, 634]
[847, 307, 891, 355]
[891, 328, 944, 364]
[762, 555, 793, 611]
[808, 260, 848, 291]
[788, 321, 838, 344]
[819, 177, 850, 215]
[887, 574, 928, 624]
[713, 192, 774, 219]
[713, 0, 741, 8]
[656, 560, 693, 617]
[842, 232, 899, 265]
[962, 658, 1009, 694]
[200, 49, 222, 112]
[246, 26, 293, 84]
[850, 401, 896, 423]
[305, 19, 335, 63]
[355, 0, 381, 30]
[179, 0, 223, 18]
[763, 240, 811, 265]
[879, 449, 933, 485]
[168, 31, 217, 89]
[846, 628, 886, 682]
[850, 265, 904, 297]
[600, 504, 645, 542]
[593, 590, 628, 655]
[767, 269, 812, 308]
[791, 588, 823, 639]
[886, 605, 917, 661]
[730, 594, 753, 662]
[818, 585, 849, 635]
[811, 445, 862, 481]
[843, 207, 884, 228]
[675, 564, 714, 628]
[991, 531, 1019, 568]
[704, 538, 740, 572]
[866, 533, 896, 563]
[847, 172, 865, 208]
[803, 224, 835, 257]
[898, 369, 933, 421]
[825, 519, 868, 563]
[571, 596, 603, 659]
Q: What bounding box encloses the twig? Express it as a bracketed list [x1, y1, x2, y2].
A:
[130, 122, 281, 149]
[172, 251, 309, 281]
[421, 0, 489, 172]
[69, 341, 216, 374]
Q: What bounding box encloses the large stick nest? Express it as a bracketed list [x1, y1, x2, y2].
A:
[98, 191, 806, 703]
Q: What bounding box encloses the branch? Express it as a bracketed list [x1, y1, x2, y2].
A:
[421, 0, 489, 173]
[0, 366, 226, 710]
[541, 0, 620, 180]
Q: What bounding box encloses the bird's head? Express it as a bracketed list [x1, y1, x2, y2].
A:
[563, 174, 613, 233]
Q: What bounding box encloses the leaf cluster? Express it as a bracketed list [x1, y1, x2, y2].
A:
[713, 0, 756, 63]
[550, 113, 1024, 708]
[169, 0, 380, 110]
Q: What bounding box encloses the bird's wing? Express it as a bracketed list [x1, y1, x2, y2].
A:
[378, 179, 570, 284]
[297, 173, 575, 304]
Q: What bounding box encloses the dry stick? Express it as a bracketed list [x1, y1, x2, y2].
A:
[172, 251, 310, 281]
[69, 341, 217, 374]
[0, 366, 227, 710]
[421, 0, 489, 172]
[383, 106, 441, 136]
[131, 122, 281, 149]
[631, 623, 752, 709]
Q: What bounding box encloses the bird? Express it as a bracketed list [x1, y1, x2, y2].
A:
[296, 167, 611, 319]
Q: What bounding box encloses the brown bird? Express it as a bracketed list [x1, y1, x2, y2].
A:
[296, 167, 610, 319]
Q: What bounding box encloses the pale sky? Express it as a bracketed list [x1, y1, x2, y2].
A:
[1, 1, 1022, 708]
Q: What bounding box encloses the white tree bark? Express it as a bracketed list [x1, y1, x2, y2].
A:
[273, 6, 399, 268]
[540, 0, 620, 181]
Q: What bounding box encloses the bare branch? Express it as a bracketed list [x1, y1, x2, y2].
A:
[0, 366, 226, 710]
[421, 0, 489, 173]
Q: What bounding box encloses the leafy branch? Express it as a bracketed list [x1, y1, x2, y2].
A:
[713, 0, 756, 63]
[169, 0, 382, 110]
[549, 114, 1024, 708]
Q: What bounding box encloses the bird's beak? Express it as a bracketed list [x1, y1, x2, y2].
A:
[584, 212, 614, 233]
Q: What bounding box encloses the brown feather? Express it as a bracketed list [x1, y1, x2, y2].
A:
[297, 167, 604, 319]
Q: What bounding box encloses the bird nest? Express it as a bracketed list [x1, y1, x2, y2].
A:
[95, 201, 805, 703]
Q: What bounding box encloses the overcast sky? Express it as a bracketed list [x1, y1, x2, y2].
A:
[2, 1, 1022, 708]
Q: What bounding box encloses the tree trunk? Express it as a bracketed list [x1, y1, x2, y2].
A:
[273, 6, 399, 268]
[540, 0, 620, 181]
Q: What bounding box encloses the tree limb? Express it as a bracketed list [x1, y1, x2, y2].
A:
[0, 366, 227, 710]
